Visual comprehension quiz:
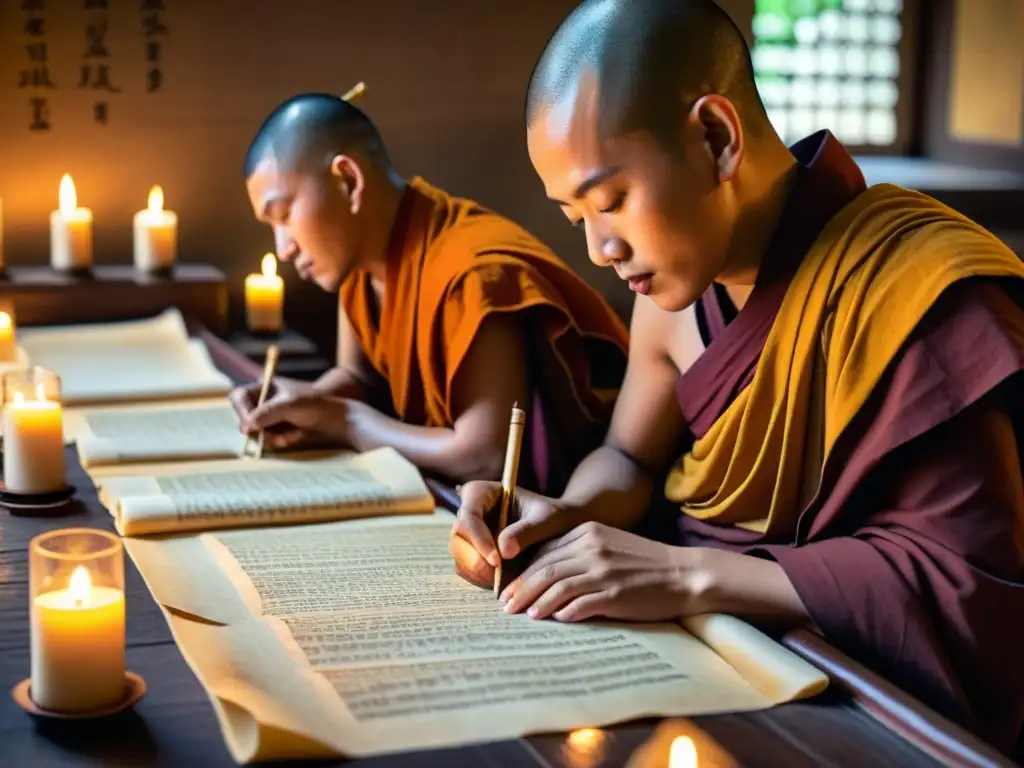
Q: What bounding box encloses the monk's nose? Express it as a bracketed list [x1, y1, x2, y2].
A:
[590, 235, 629, 268]
[274, 229, 298, 262]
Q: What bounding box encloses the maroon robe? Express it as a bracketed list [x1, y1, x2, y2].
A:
[673, 130, 1024, 753]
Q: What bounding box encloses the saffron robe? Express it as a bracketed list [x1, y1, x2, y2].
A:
[666, 131, 1024, 752]
[339, 177, 629, 494]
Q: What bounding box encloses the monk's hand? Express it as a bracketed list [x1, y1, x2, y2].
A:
[229, 377, 314, 429]
[449, 481, 579, 589]
[243, 391, 349, 450]
[500, 522, 703, 623]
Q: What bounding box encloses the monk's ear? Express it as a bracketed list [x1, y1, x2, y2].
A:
[689, 94, 743, 183]
[328, 154, 367, 214]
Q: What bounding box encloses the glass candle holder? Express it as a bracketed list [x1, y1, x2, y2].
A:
[2, 367, 65, 494]
[30, 528, 126, 712]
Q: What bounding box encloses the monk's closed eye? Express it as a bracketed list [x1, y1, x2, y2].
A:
[599, 195, 625, 215]
[269, 200, 293, 224]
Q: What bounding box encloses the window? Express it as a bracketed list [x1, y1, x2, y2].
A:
[752, 0, 906, 150]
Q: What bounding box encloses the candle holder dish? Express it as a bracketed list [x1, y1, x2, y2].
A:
[0, 482, 76, 511]
[54, 266, 94, 279]
[248, 328, 283, 341]
[138, 265, 175, 279]
[11, 671, 146, 720]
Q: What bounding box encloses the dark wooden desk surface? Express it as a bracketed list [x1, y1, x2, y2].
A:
[0, 331, 1018, 767]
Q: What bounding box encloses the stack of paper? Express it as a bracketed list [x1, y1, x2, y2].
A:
[64, 399, 247, 469]
[17, 308, 232, 406]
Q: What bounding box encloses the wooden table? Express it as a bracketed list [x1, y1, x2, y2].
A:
[0, 332, 1019, 768]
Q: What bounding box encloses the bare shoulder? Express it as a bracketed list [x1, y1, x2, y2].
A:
[631, 297, 707, 375]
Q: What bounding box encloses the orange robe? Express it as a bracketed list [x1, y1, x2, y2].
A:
[339, 177, 629, 492]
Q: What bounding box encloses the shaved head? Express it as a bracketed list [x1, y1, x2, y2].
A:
[526, 0, 769, 147]
[524, 0, 794, 314]
[244, 93, 403, 293]
[243, 92, 390, 179]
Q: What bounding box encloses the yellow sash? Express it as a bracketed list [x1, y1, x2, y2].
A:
[665, 183, 1024, 537]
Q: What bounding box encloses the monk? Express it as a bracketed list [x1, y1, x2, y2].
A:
[232, 93, 628, 491]
[450, 0, 1024, 753]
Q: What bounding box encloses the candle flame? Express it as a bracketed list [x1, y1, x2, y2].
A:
[147, 185, 164, 212]
[563, 727, 607, 767]
[669, 736, 698, 768]
[58, 173, 78, 216]
[12, 391, 24, 404]
[566, 728, 603, 753]
[0, 311, 10, 330]
[261, 253, 278, 278]
[69, 565, 91, 608]
[35, 382, 49, 402]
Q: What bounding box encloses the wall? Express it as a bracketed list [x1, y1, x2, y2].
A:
[923, 0, 1024, 172]
[0, 0, 752, 354]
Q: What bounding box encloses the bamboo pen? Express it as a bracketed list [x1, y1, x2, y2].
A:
[246, 344, 280, 460]
[342, 81, 366, 102]
[494, 401, 526, 596]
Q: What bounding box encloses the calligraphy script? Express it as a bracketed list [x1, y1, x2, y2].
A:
[14, 0, 171, 131]
[125, 513, 828, 762]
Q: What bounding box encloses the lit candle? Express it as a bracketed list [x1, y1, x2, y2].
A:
[0, 310, 14, 363]
[669, 736, 698, 768]
[50, 174, 93, 272]
[563, 728, 608, 767]
[49, 174, 92, 274]
[628, 723, 734, 768]
[133, 185, 178, 273]
[2, 369, 65, 494]
[30, 530, 126, 713]
[244, 253, 284, 333]
[0, 196, 5, 273]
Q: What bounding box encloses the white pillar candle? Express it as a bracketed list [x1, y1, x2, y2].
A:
[0, 311, 15, 363]
[244, 253, 284, 333]
[2, 388, 65, 495]
[49, 174, 93, 272]
[133, 185, 178, 273]
[31, 563, 126, 712]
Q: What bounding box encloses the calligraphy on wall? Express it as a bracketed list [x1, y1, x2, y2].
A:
[18, 0, 55, 131]
[141, 0, 168, 94]
[81, 0, 121, 125]
[14, 1, 171, 132]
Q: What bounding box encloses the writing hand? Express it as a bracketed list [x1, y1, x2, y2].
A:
[243, 391, 349, 450]
[228, 377, 313, 424]
[449, 481, 579, 589]
[501, 522, 706, 623]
